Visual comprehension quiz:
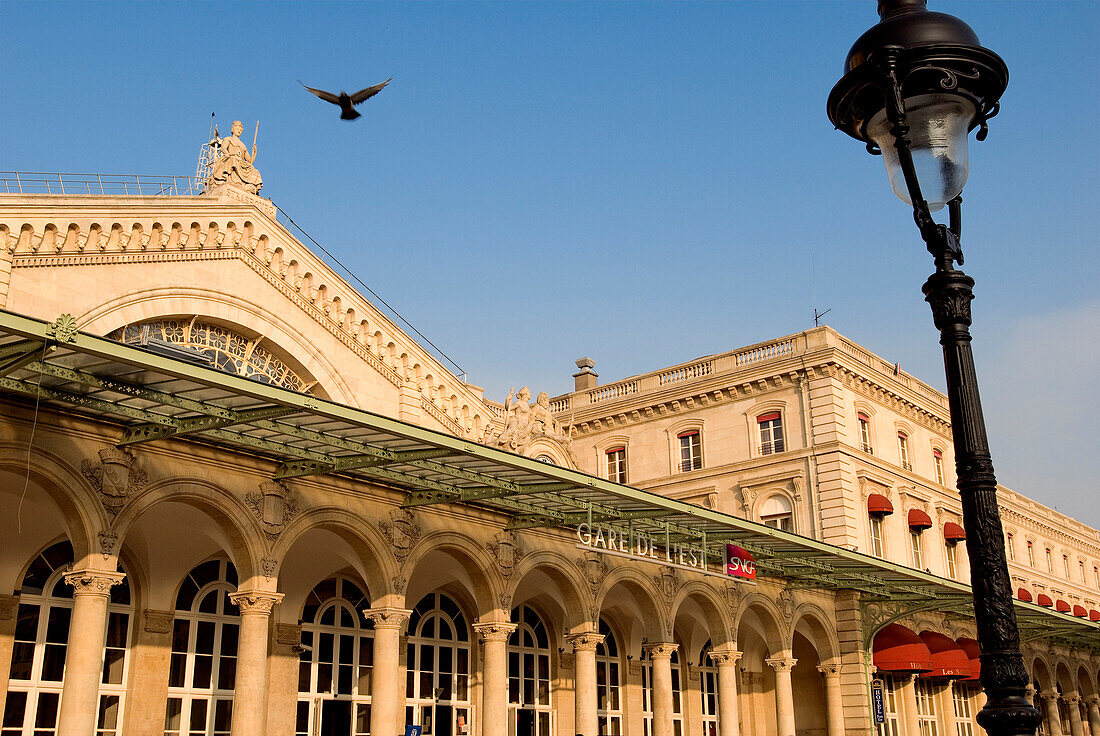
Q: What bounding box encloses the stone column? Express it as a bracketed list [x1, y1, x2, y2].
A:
[708, 649, 741, 736]
[817, 663, 845, 736]
[228, 590, 283, 736]
[567, 631, 604, 736]
[1067, 694, 1086, 736]
[365, 608, 412, 736]
[765, 657, 797, 736]
[1085, 696, 1100, 736]
[645, 643, 678, 736]
[56, 569, 125, 736]
[473, 621, 518, 736]
[1041, 691, 1064, 736]
[898, 675, 922, 736]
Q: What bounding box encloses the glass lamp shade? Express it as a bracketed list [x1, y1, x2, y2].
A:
[866, 93, 976, 211]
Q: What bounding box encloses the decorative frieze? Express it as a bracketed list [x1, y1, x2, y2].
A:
[143, 609, 174, 634]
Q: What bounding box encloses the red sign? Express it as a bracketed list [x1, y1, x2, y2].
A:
[726, 544, 756, 580]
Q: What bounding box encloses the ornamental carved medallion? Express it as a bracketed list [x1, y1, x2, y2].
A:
[81, 447, 146, 517]
[379, 509, 421, 561]
[244, 481, 299, 541]
[486, 532, 524, 579]
[654, 566, 679, 604]
[575, 551, 608, 596]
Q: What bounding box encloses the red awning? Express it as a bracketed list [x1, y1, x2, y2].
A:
[868, 493, 894, 516]
[908, 508, 933, 530]
[1073, 605, 1088, 618]
[956, 638, 981, 682]
[1090, 610, 1100, 622]
[1017, 588, 1033, 602]
[873, 624, 933, 673]
[1056, 599, 1071, 613]
[1037, 594, 1053, 607]
[918, 631, 972, 679]
[943, 522, 966, 542]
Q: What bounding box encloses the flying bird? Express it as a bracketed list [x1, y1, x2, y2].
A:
[302, 78, 392, 120]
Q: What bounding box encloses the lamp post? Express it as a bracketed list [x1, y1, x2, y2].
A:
[826, 2, 1040, 735]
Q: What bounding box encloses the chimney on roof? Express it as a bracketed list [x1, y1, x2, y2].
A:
[573, 358, 598, 391]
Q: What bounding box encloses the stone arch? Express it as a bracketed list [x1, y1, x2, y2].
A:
[670, 580, 734, 649]
[403, 529, 503, 620]
[735, 593, 788, 655]
[790, 603, 840, 664]
[73, 287, 359, 404]
[1077, 664, 1095, 698]
[0, 441, 104, 564]
[1033, 656, 1055, 691]
[271, 506, 399, 605]
[112, 476, 264, 586]
[509, 549, 591, 633]
[1057, 660, 1076, 693]
[597, 565, 667, 642]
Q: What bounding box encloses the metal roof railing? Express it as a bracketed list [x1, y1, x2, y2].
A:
[0, 172, 203, 197]
[0, 310, 1096, 651]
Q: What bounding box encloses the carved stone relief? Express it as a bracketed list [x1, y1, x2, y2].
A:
[379, 509, 421, 561]
[81, 447, 146, 517]
[486, 532, 524, 579]
[244, 481, 299, 541]
[143, 609, 174, 634]
[575, 551, 608, 596]
[654, 566, 680, 604]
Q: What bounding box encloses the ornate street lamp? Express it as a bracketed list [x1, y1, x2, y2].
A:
[827, 2, 1040, 734]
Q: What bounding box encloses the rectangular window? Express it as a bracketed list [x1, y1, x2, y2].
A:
[757, 412, 785, 455]
[1047, 548, 1054, 574]
[869, 516, 885, 558]
[933, 449, 945, 485]
[605, 447, 627, 485]
[1064, 555, 1071, 578]
[1080, 561, 1086, 583]
[898, 432, 911, 470]
[1094, 566, 1098, 589]
[910, 532, 924, 569]
[1027, 541, 1035, 567]
[946, 544, 958, 579]
[953, 684, 975, 736]
[915, 680, 939, 736]
[878, 677, 901, 736]
[678, 431, 702, 473]
[858, 413, 873, 454]
[1006, 533, 1015, 562]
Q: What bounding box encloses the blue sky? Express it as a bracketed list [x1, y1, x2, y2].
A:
[2, 1, 1097, 523]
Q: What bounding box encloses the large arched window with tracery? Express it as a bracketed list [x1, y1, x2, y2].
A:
[507, 604, 552, 736]
[164, 559, 239, 736]
[641, 645, 683, 736]
[596, 619, 622, 736]
[3, 541, 132, 736]
[699, 641, 719, 736]
[405, 593, 472, 736]
[295, 576, 373, 736]
[111, 319, 309, 392]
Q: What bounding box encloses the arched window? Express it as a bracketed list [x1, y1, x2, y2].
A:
[405, 593, 472, 736]
[111, 319, 308, 391]
[507, 605, 552, 736]
[5, 541, 132, 736]
[641, 646, 683, 736]
[165, 559, 239, 736]
[595, 619, 622, 735]
[759, 495, 794, 533]
[699, 641, 719, 736]
[296, 576, 373, 736]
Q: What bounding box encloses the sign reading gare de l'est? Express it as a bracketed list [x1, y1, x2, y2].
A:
[576, 522, 756, 581]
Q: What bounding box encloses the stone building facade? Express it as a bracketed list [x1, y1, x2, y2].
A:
[0, 169, 1097, 736]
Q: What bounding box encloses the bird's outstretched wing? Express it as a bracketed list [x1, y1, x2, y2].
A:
[302, 84, 340, 105]
[350, 78, 391, 105]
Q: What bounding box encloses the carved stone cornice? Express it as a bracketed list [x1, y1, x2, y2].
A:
[228, 590, 283, 614]
[0, 594, 18, 620]
[143, 609, 174, 634]
[643, 642, 679, 659]
[364, 607, 412, 631]
[765, 656, 797, 673]
[708, 649, 742, 666]
[566, 632, 605, 652]
[64, 569, 125, 596]
[472, 621, 518, 643]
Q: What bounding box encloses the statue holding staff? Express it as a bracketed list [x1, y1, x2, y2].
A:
[206, 120, 263, 193]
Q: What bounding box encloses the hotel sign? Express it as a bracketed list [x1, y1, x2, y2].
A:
[575, 523, 755, 580]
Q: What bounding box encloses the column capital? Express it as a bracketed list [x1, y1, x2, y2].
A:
[64, 569, 125, 597]
[364, 607, 412, 630]
[1086, 695, 1100, 707]
[1040, 691, 1060, 703]
[817, 663, 842, 678]
[473, 621, 518, 643]
[1065, 693, 1083, 705]
[708, 649, 742, 666]
[566, 631, 605, 652]
[643, 642, 679, 659]
[765, 656, 798, 673]
[228, 589, 283, 614]
[1025, 684, 1037, 699]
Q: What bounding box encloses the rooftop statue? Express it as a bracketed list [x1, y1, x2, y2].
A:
[205, 120, 263, 194]
[493, 387, 579, 466]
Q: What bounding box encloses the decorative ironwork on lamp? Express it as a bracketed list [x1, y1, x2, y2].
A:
[826, 2, 1040, 734]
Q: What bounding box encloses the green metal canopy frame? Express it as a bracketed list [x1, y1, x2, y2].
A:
[0, 310, 1095, 651]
